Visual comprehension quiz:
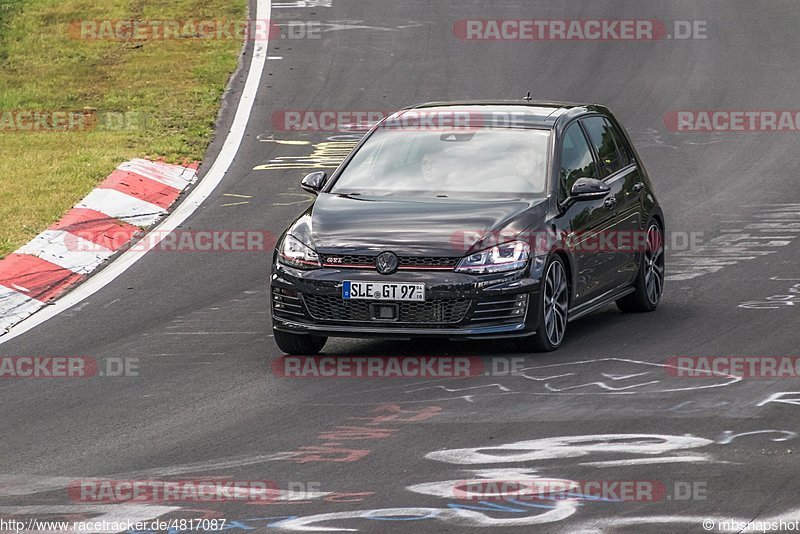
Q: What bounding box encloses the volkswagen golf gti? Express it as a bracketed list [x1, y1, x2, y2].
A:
[270, 101, 665, 354]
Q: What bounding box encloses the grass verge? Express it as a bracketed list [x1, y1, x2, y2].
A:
[0, 0, 247, 257]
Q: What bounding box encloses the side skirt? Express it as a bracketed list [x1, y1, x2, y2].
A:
[567, 286, 635, 322]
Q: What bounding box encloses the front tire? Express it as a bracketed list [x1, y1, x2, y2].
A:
[273, 329, 327, 355]
[616, 221, 665, 313]
[528, 255, 570, 352]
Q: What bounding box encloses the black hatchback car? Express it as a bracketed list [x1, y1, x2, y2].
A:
[271, 101, 664, 354]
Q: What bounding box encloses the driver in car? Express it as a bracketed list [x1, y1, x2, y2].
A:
[505, 148, 547, 193]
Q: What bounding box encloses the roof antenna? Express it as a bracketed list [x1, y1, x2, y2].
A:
[523, 91, 532, 102]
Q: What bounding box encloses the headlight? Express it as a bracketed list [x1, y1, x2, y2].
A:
[455, 240, 530, 274]
[278, 234, 321, 269]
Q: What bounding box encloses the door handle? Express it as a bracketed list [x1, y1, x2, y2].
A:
[632, 182, 645, 192]
[604, 197, 617, 209]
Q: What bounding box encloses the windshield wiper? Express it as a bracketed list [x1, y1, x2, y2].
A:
[336, 192, 377, 202]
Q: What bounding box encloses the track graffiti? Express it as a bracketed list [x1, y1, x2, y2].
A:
[266, 431, 796, 531]
[402, 358, 742, 405]
[668, 204, 800, 282]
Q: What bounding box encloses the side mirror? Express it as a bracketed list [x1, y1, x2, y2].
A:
[301, 171, 327, 195]
[560, 177, 610, 210]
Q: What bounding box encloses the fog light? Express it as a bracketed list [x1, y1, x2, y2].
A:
[512, 294, 528, 316]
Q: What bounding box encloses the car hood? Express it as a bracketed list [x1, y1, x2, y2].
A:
[297, 193, 549, 256]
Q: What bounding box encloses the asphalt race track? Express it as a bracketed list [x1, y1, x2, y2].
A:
[2, 1, 800, 532]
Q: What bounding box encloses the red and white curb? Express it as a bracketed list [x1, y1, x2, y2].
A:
[0, 159, 198, 333]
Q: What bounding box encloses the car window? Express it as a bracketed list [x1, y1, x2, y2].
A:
[331, 126, 551, 199]
[605, 119, 632, 169]
[582, 116, 629, 177]
[560, 122, 597, 197]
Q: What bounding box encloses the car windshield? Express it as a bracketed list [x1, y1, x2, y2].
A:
[330, 127, 550, 199]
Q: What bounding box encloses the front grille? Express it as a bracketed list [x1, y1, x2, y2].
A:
[398, 256, 460, 268]
[320, 254, 374, 267]
[468, 294, 528, 326]
[303, 295, 472, 324]
[320, 254, 460, 270]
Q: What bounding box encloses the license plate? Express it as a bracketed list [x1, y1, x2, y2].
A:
[342, 281, 425, 302]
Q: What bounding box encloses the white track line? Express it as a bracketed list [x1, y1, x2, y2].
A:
[0, 0, 272, 345]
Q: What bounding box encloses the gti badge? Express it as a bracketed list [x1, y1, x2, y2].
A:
[375, 252, 399, 275]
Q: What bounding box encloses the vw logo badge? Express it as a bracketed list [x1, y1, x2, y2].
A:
[376, 252, 399, 275]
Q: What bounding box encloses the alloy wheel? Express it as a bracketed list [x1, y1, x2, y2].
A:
[543, 259, 569, 346]
[644, 224, 665, 305]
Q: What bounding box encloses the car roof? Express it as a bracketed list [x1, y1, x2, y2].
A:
[402, 100, 608, 129]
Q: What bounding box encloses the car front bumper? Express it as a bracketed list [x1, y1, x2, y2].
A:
[270, 261, 544, 340]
